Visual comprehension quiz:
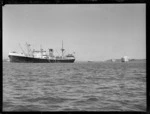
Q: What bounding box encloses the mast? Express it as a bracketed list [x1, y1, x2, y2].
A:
[40, 45, 43, 58]
[26, 42, 30, 56]
[19, 43, 26, 56]
[25, 43, 34, 57]
[61, 40, 65, 58]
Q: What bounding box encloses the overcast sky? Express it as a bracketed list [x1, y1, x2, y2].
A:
[3, 4, 146, 61]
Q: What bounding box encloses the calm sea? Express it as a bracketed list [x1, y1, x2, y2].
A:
[3, 61, 146, 111]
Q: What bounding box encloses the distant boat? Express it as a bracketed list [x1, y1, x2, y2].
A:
[121, 56, 129, 62]
[8, 41, 75, 63]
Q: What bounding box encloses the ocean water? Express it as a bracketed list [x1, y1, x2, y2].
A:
[3, 62, 146, 111]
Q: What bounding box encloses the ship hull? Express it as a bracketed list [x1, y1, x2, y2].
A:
[8, 55, 75, 63]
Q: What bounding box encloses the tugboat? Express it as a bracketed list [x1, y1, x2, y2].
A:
[8, 41, 75, 63]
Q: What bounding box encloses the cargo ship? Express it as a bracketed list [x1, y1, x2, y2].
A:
[8, 41, 75, 63]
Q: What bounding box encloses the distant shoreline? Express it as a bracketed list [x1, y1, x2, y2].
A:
[3, 59, 146, 63]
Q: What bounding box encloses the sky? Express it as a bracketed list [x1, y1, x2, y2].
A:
[3, 4, 146, 61]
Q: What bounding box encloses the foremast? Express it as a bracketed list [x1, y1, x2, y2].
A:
[61, 40, 65, 59]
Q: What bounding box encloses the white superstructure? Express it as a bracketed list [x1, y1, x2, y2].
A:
[9, 52, 26, 57]
[122, 56, 129, 62]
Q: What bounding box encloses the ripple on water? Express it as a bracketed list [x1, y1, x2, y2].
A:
[24, 96, 73, 104]
[3, 62, 146, 111]
[72, 97, 99, 107]
[12, 105, 43, 111]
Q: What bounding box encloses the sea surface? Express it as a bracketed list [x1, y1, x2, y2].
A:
[3, 61, 146, 111]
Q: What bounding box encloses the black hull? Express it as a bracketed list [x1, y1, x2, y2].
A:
[8, 55, 75, 63]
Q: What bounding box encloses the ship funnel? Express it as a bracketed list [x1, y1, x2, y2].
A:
[49, 49, 54, 57]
